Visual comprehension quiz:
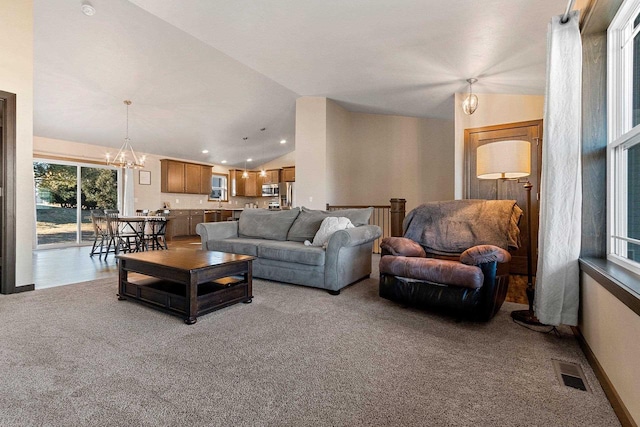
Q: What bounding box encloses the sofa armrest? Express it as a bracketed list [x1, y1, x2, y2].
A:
[460, 245, 511, 266]
[380, 237, 426, 257]
[326, 225, 382, 250]
[195, 221, 239, 250]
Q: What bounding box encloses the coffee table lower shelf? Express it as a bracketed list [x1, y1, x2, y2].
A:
[119, 276, 250, 322]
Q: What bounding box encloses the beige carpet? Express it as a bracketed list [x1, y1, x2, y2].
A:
[0, 274, 619, 426]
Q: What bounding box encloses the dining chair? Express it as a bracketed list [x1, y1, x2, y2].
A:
[104, 209, 121, 255]
[89, 211, 110, 257]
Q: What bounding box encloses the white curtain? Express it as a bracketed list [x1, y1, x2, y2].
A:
[122, 168, 135, 216]
[535, 10, 582, 326]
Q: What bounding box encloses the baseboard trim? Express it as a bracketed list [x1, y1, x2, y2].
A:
[572, 326, 637, 427]
[14, 283, 35, 293]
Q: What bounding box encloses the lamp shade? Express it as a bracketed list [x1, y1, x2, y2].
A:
[477, 140, 531, 179]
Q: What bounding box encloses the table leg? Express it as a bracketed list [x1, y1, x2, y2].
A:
[242, 261, 253, 304]
[117, 259, 127, 300]
[185, 275, 198, 324]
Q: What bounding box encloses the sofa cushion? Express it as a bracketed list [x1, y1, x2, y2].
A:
[257, 241, 326, 266]
[287, 206, 373, 242]
[238, 207, 300, 241]
[379, 256, 484, 289]
[206, 238, 263, 257]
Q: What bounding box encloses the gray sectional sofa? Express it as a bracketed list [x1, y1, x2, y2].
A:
[195, 207, 382, 294]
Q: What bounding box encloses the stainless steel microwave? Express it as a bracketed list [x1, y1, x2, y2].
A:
[262, 183, 279, 197]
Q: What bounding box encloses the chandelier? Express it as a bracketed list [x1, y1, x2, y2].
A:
[106, 100, 146, 169]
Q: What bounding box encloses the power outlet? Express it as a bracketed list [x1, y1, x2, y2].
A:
[175, 199, 179, 204]
[309, 196, 313, 202]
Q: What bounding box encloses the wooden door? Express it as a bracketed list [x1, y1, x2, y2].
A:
[464, 120, 542, 276]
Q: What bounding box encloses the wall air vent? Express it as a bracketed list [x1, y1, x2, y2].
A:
[552, 359, 590, 392]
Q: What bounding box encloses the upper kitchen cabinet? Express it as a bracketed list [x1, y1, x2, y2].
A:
[230, 169, 258, 197]
[161, 159, 212, 195]
[281, 166, 295, 182]
[261, 169, 281, 185]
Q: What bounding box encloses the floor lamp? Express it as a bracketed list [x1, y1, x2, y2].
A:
[477, 140, 542, 326]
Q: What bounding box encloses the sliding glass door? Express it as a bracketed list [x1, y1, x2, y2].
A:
[34, 160, 118, 247]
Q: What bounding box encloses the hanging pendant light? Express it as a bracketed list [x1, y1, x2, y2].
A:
[106, 100, 146, 168]
[259, 127, 267, 177]
[462, 78, 478, 115]
[242, 137, 249, 178]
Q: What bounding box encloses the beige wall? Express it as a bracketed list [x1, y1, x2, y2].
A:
[296, 97, 454, 212]
[580, 272, 640, 423]
[454, 93, 545, 198]
[1, 0, 34, 287]
[331, 110, 454, 212]
[295, 97, 328, 209]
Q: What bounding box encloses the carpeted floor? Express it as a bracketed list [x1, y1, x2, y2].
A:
[0, 273, 619, 426]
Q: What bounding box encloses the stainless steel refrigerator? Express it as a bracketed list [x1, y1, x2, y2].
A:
[279, 182, 295, 209]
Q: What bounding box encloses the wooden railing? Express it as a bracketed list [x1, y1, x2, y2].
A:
[326, 198, 406, 254]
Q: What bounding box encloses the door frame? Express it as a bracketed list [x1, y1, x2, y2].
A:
[463, 119, 543, 276]
[1, 90, 18, 294]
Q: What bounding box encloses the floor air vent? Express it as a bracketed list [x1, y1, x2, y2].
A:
[552, 359, 590, 392]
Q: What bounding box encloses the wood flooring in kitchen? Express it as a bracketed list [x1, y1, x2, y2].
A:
[32, 237, 201, 289]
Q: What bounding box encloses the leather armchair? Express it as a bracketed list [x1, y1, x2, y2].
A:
[379, 200, 522, 321]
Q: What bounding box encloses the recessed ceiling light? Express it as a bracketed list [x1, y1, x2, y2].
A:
[201, 149, 209, 154]
[221, 160, 227, 164]
[280, 139, 286, 144]
[247, 158, 253, 162]
[81, 3, 96, 16]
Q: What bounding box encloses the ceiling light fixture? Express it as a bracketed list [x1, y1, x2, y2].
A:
[242, 137, 249, 178]
[462, 78, 478, 115]
[260, 128, 267, 177]
[221, 160, 227, 164]
[81, 3, 96, 16]
[202, 149, 209, 154]
[280, 139, 286, 144]
[106, 100, 145, 169]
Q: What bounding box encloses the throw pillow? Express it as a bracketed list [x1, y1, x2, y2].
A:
[287, 206, 373, 242]
[305, 217, 355, 248]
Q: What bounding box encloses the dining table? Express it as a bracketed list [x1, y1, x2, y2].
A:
[117, 215, 168, 252]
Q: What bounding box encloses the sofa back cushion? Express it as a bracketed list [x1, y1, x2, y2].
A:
[287, 206, 373, 242]
[238, 207, 301, 241]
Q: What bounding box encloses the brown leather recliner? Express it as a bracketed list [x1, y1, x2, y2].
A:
[379, 199, 522, 321]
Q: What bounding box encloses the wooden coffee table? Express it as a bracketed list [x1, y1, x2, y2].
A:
[117, 249, 255, 324]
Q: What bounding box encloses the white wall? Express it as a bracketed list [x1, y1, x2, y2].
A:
[580, 272, 640, 423]
[453, 93, 545, 198]
[1, 0, 34, 287]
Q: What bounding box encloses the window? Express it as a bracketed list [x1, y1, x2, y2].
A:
[209, 173, 228, 202]
[34, 160, 118, 246]
[608, 0, 640, 273]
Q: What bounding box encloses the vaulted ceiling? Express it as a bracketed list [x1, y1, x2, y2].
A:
[34, 0, 579, 167]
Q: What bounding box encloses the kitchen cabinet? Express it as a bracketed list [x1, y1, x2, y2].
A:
[205, 210, 232, 223]
[230, 169, 258, 197]
[189, 210, 205, 236]
[282, 166, 295, 182]
[167, 209, 205, 238]
[261, 169, 281, 185]
[161, 160, 212, 195]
